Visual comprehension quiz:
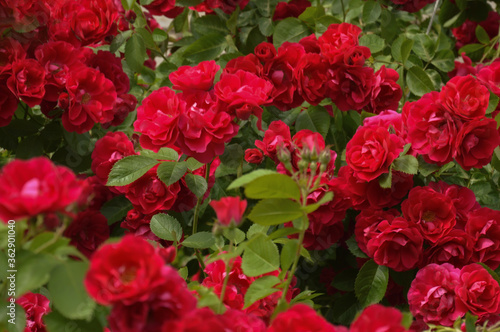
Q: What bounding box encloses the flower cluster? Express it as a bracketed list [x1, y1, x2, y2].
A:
[452, 11, 500, 50]
[408, 263, 500, 328]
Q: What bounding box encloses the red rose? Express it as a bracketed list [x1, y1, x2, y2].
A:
[272, 0, 311, 21]
[49, 0, 119, 47]
[176, 96, 239, 163]
[448, 53, 476, 79]
[102, 93, 138, 128]
[0, 157, 82, 222]
[143, 0, 184, 18]
[424, 229, 474, 268]
[17, 292, 51, 332]
[161, 308, 226, 332]
[134, 87, 184, 152]
[87, 50, 130, 95]
[91, 131, 137, 187]
[254, 42, 277, 63]
[294, 53, 330, 105]
[318, 23, 362, 65]
[264, 42, 305, 111]
[121, 209, 158, 241]
[7, 59, 45, 107]
[389, 0, 435, 12]
[336, 165, 368, 210]
[254, 120, 293, 163]
[245, 148, 264, 164]
[64, 210, 110, 258]
[0, 37, 26, 76]
[454, 118, 500, 171]
[299, 34, 321, 53]
[408, 263, 463, 327]
[170, 60, 220, 93]
[268, 304, 336, 332]
[59, 66, 117, 133]
[0, 78, 18, 127]
[85, 235, 168, 305]
[452, 12, 500, 49]
[366, 66, 402, 114]
[346, 125, 404, 182]
[108, 265, 197, 332]
[466, 207, 500, 269]
[477, 61, 500, 97]
[366, 217, 424, 271]
[366, 171, 414, 209]
[440, 75, 489, 120]
[219, 309, 266, 332]
[327, 65, 376, 112]
[225, 54, 264, 76]
[205, 0, 249, 14]
[455, 263, 500, 319]
[402, 186, 457, 243]
[403, 92, 459, 165]
[125, 166, 181, 215]
[351, 304, 408, 332]
[355, 208, 401, 255]
[210, 196, 247, 226]
[215, 69, 273, 126]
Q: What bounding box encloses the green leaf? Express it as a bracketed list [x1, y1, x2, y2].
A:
[409, 33, 435, 62]
[44, 310, 103, 332]
[255, 0, 279, 17]
[157, 161, 188, 186]
[418, 157, 440, 177]
[185, 173, 208, 198]
[242, 233, 280, 276]
[346, 235, 368, 258]
[25, 232, 70, 254]
[295, 106, 331, 138]
[362, 1, 381, 23]
[125, 33, 146, 73]
[121, 0, 135, 10]
[486, 91, 499, 115]
[48, 261, 95, 320]
[192, 15, 229, 37]
[359, 34, 385, 53]
[406, 66, 434, 97]
[302, 191, 334, 214]
[475, 25, 490, 44]
[331, 292, 362, 326]
[223, 228, 246, 244]
[140, 147, 179, 161]
[227, 169, 277, 190]
[183, 33, 227, 63]
[465, 312, 478, 332]
[458, 43, 486, 62]
[110, 30, 133, 53]
[220, 144, 244, 168]
[186, 158, 205, 171]
[378, 170, 392, 189]
[152, 28, 168, 43]
[135, 27, 156, 50]
[248, 199, 304, 225]
[392, 155, 418, 175]
[431, 49, 455, 72]
[107, 155, 159, 187]
[280, 239, 298, 271]
[244, 174, 301, 201]
[332, 269, 358, 292]
[391, 36, 413, 63]
[182, 232, 216, 249]
[258, 17, 274, 37]
[150, 213, 183, 242]
[273, 18, 310, 49]
[16, 253, 60, 297]
[354, 260, 389, 308]
[100, 195, 133, 225]
[243, 276, 281, 309]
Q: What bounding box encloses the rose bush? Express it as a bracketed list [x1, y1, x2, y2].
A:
[1, 0, 500, 331]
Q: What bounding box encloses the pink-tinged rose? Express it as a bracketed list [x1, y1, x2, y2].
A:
[125, 166, 181, 215]
[91, 131, 137, 187]
[64, 210, 110, 258]
[454, 118, 500, 171]
[408, 263, 463, 326]
[209, 196, 247, 226]
[245, 148, 264, 164]
[366, 66, 402, 114]
[108, 265, 197, 332]
[403, 91, 459, 165]
[268, 304, 336, 332]
[455, 263, 500, 319]
[17, 292, 51, 332]
[465, 207, 500, 269]
[215, 69, 273, 126]
[255, 120, 293, 163]
[346, 125, 404, 182]
[351, 304, 408, 332]
[355, 209, 401, 255]
[401, 186, 457, 243]
[440, 75, 489, 120]
[85, 235, 168, 305]
[134, 87, 185, 152]
[7, 59, 45, 107]
[170, 60, 220, 93]
[318, 23, 362, 65]
[0, 157, 82, 222]
[59, 66, 117, 133]
[366, 217, 424, 271]
[143, 0, 184, 18]
[424, 229, 474, 268]
[477, 61, 500, 97]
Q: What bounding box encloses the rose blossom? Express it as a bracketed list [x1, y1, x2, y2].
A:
[210, 196, 247, 226]
[408, 263, 463, 326]
[268, 304, 336, 332]
[254, 120, 293, 163]
[350, 304, 408, 332]
[17, 292, 51, 332]
[7, 59, 45, 107]
[0, 157, 82, 222]
[366, 65, 402, 114]
[355, 208, 400, 255]
[143, 0, 184, 18]
[465, 207, 500, 269]
[318, 23, 362, 65]
[170, 60, 220, 93]
[440, 75, 489, 120]
[424, 229, 474, 268]
[455, 263, 500, 319]
[64, 210, 110, 258]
